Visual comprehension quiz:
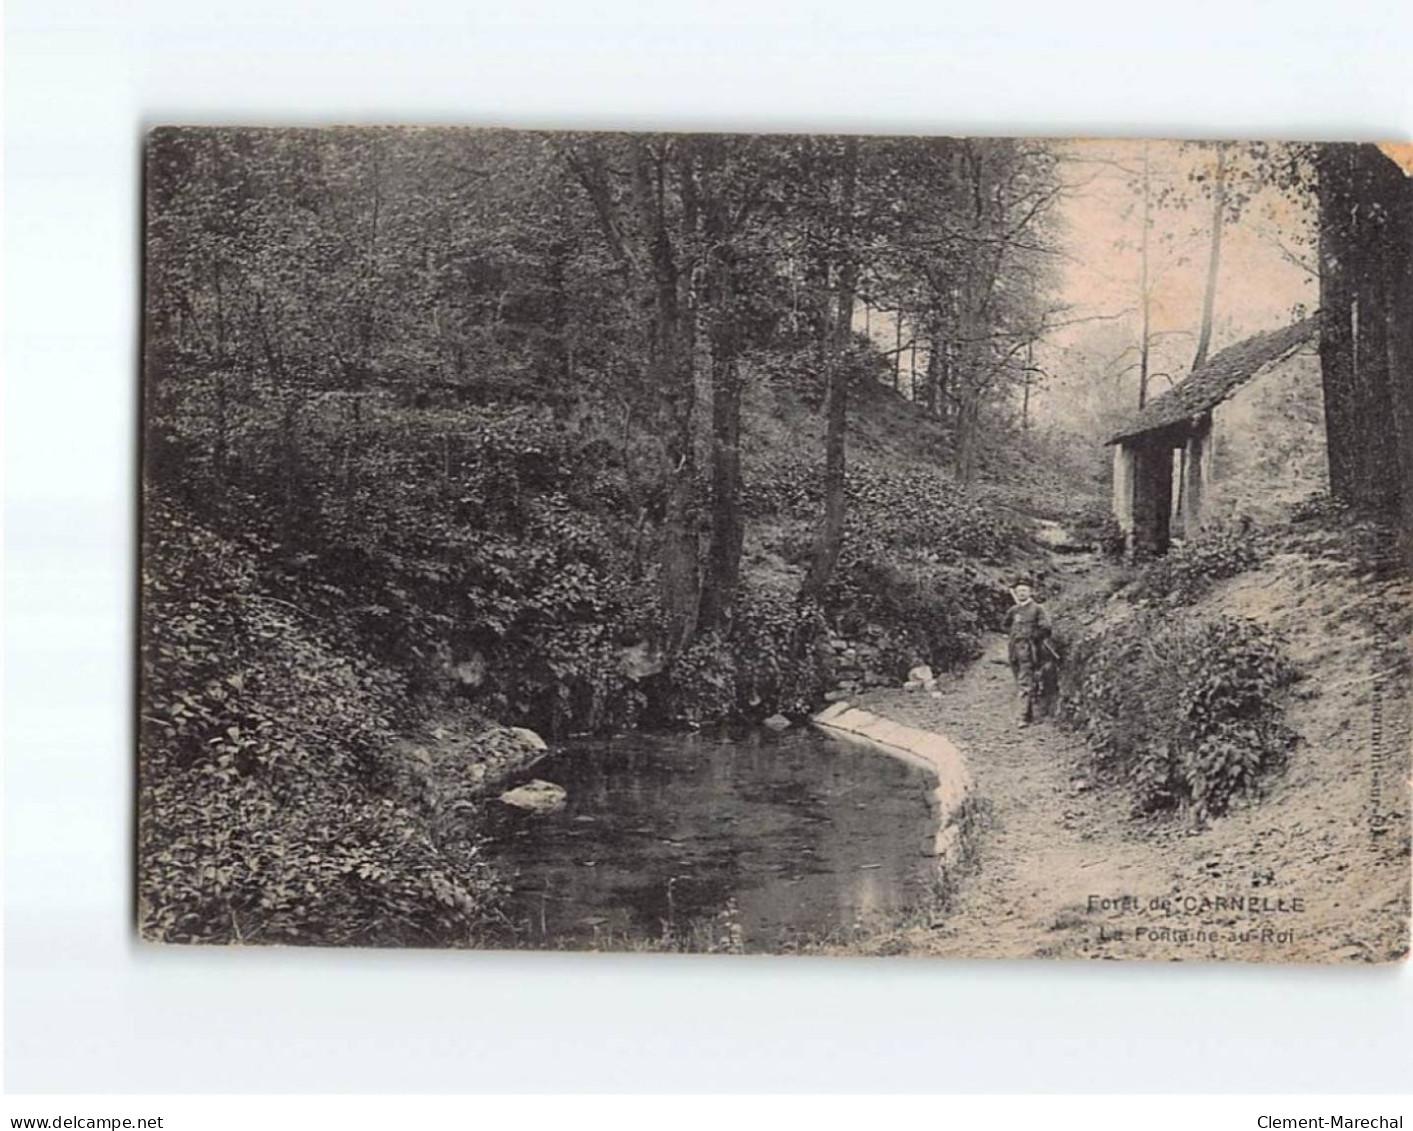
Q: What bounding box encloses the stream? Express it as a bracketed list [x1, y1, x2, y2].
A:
[482, 727, 941, 951]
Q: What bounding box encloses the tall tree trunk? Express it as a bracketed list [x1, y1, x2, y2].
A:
[629, 139, 700, 652]
[1315, 144, 1413, 528]
[1021, 338, 1034, 432]
[955, 379, 981, 482]
[953, 285, 983, 481]
[700, 304, 743, 633]
[1192, 143, 1227, 370]
[938, 332, 952, 425]
[699, 158, 745, 635]
[1319, 196, 1359, 500]
[801, 137, 859, 603]
[1138, 142, 1152, 408]
[924, 321, 943, 415]
[1385, 178, 1413, 557]
[893, 310, 903, 390]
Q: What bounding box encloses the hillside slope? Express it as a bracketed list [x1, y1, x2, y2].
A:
[838, 507, 1410, 962]
[139, 367, 1072, 945]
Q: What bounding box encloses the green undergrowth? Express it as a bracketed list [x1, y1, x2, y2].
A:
[138, 373, 1037, 942]
[1059, 609, 1300, 821]
[1127, 518, 1267, 605]
[1068, 501, 1127, 560]
[139, 495, 507, 946]
[153, 378, 1032, 740]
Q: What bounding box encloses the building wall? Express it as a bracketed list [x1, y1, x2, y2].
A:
[1112, 445, 1135, 534]
[1200, 348, 1328, 524]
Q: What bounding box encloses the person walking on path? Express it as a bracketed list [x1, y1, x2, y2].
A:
[1002, 581, 1052, 728]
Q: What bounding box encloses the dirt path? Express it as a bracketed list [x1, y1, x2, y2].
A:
[843, 549, 1178, 959]
[845, 541, 1410, 963]
[852, 627, 1176, 960]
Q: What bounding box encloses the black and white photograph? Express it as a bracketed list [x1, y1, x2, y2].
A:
[135, 129, 1411, 961]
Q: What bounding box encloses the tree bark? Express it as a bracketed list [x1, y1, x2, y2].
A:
[1138, 142, 1152, 408]
[1385, 178, 1413, 557]
[699, 150, 745, 635]
[1315, 142, 1412, 514]
[924, 322, 943, 416]
[1021, 338, 1034, 432]
[893, 309, 903, 390]
[800, 137, 859, 603]
[628, 138, 701, 652]
[1192, 144, 1227, 370]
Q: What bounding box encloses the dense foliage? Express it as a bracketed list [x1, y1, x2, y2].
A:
[145, 129, 1049, 735]
[1127, 518, 1265, 604]
[1060, 611, 1298, 819]
[139, 497, 504, 944]
[1069, 501, 1127, 560]
[140, 128, 1059, 943]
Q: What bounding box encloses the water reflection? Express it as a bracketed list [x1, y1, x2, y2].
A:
[483, 727, 939, 951]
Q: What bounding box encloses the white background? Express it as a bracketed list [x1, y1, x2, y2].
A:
[5, 0, 1412, 1095]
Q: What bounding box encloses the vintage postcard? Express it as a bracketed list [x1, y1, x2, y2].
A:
[139, 130, 1411, 960]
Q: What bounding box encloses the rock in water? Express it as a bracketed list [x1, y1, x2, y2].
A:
[499, 779, 567, 813]
[619, 640, 665, 680]
[763, 713, 791, 731]
[509, 726, 548, 751]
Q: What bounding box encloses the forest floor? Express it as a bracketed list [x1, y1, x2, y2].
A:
[838, 525, 1411, 964]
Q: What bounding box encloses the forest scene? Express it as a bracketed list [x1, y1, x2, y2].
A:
[139, 131, 1412, 960]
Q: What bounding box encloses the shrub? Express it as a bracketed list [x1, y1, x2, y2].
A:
[140, 495, 503, 946]
[1070, 501, 1127, 560]
[658, 632, 740, 727]
[825, 553, 991, 675]
[1129, 519, 1264, 604]
[1290, 491, 1350, 524]
[731, 587, 833, 717]
[648, 587, 835, 725]
[745, 460, 1018, 565]
[1060, 611, 1298, 820]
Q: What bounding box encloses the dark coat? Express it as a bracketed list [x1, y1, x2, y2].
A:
[1003, 599, 1049, 641]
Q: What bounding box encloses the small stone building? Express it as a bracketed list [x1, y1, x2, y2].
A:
[1106, 318, 1325, 555]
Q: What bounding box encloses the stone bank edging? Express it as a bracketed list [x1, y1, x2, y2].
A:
[811, 701, 972, 867]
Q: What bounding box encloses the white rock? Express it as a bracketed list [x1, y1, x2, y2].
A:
[509, 726, 548, 751]
[763, 713, 791, 731]
[499, 779, 567, 813]
[908, 665, 935, 684]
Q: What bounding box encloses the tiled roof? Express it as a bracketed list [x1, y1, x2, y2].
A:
[1107, 317, 1319, 444]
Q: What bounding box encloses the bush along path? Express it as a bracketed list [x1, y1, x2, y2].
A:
[835, 522, 1410, 964]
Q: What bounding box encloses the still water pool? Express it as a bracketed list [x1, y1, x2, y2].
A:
[483, 727, 940, 951]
